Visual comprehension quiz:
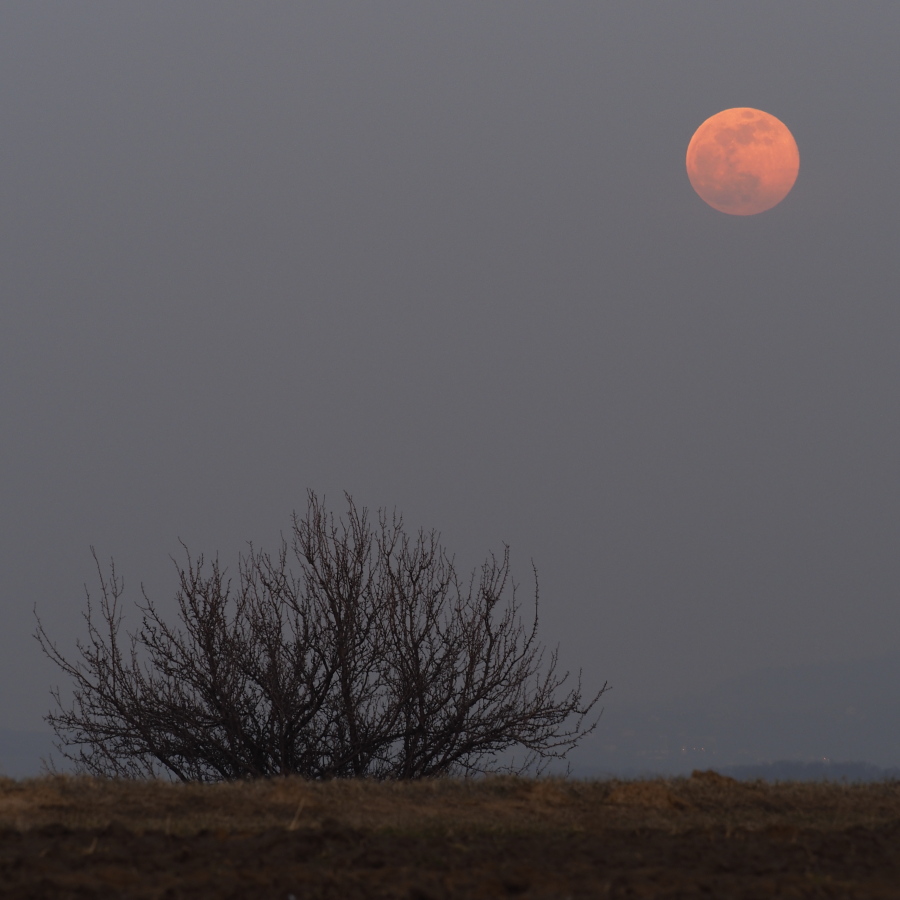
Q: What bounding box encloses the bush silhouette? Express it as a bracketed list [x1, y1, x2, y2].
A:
[36, 492, 605, 781]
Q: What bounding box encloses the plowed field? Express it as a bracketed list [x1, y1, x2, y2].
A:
[1, 771, 898, 898]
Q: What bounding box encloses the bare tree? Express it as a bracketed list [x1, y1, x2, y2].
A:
[36, 492, 606, 781]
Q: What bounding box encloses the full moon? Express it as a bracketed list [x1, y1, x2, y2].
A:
[686, 108, 799, 215]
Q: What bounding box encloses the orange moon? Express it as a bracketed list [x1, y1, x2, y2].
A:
[686, 108, 799, 215]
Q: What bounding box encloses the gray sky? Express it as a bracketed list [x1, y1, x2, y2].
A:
[3, 3, 900, 739]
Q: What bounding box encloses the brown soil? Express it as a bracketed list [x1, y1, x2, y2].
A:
[1, 770, 898, 898]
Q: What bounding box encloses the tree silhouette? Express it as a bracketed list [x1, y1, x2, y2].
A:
[36, 492, 606, 781]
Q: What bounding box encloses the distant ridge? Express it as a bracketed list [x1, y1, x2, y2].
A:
[578, 649, 900, 776]
[716, 760, 900, 783]
[0, 729, 56, 778]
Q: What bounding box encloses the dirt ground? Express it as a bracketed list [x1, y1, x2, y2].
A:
[1, 771, 898, 898]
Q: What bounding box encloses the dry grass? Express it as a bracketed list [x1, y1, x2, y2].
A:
[2, 769, 898, 838]
[2, 772, 899, 897]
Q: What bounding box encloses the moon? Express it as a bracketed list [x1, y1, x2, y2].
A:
[686, 108, 799, 215]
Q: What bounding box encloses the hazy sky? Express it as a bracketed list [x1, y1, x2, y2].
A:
[3, 2, 900, 734]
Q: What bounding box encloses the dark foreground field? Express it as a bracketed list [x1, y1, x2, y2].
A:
[1, 772, 898, 898]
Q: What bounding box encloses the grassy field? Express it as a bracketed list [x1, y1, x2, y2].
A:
[1, 770, 898, 897]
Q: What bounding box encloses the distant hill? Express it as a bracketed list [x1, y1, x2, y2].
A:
[575, 649, 900, 777]
[0, 729, 57, 778]
[716, 760, 900, 783]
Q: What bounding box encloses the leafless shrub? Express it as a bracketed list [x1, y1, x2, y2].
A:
[35, 492, 606, 781]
